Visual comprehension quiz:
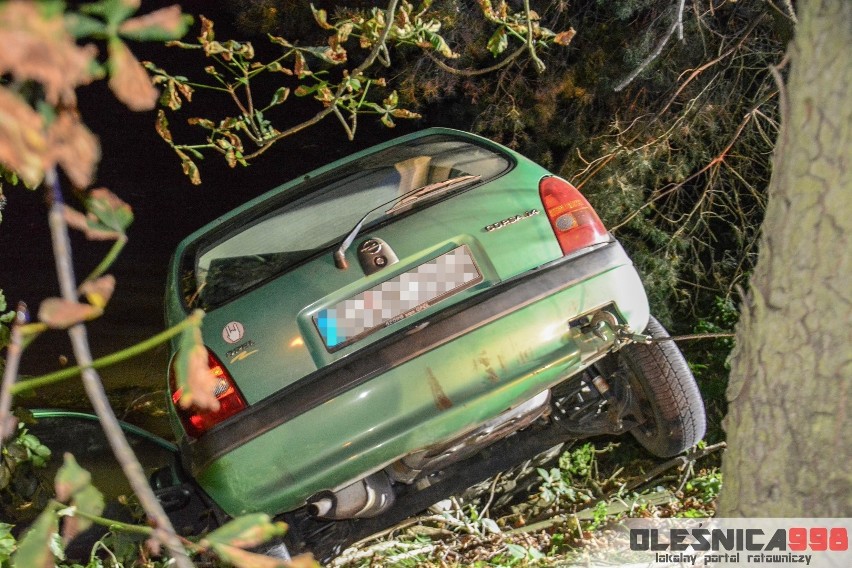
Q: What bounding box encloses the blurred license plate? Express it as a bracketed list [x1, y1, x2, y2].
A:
[315, 246, 482, 350]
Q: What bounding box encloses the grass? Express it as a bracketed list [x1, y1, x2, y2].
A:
[332, 440, 724, 567]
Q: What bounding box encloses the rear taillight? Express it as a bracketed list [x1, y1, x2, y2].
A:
[539, 176, 609, 254]
[169, 349, 247, 438]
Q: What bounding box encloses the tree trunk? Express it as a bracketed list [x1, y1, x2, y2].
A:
[718, 0, 851, 516]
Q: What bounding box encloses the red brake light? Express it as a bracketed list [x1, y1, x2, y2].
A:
[539, 176, 609, 254]
[169, 349, 247, 438]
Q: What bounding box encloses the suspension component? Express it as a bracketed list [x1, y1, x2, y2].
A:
[590, 374, 624, 431]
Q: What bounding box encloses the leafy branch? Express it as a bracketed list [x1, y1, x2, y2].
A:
[8, 453, 316, 568]
[149, 0, 578, 183]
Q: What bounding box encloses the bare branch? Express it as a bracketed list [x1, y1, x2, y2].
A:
[0, 303, 26, 442]
[45, 169, 194, 568]
[523, 0, 546, 73]
[767, 0, 798, 24]
[425, 45, 525, 77]
[614, 0, 686, 92]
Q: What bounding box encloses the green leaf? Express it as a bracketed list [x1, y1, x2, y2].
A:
[0, 290, 14, 324]
[426, 31, 456, 58]
[11, 508, 57, 568]
[72, 484, 106, 535]
[0, 523, 16, 563]
[481, 517, 501, 534]
[86, 188, 133, 233]
[270, 87, 290, 106]
[0, 464, 11, 491]
[204, 514, 287, 549]
[55, 453, 92, 502]
[267, 34, 292, 48]
[294, 84, 319, 97]
[79, 0, 139, 28]
[19, 432, 51, 467]
[380, 113, 395, 128]
[64, 13, 107, 38]
[298, 45, 344, 65]
[310, 4, 333, 30]
[505, 543, 528, 561]
[487, 27, 508, 57]
[383, 90, 399, 108]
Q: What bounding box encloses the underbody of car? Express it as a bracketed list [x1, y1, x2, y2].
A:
[161, 128, 706, 561]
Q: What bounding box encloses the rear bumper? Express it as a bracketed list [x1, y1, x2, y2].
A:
[185, 241, 649, 515]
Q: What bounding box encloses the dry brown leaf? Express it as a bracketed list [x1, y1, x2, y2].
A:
[553, 28, 577, 46]
[38, 298, 101, 329]
[108, 39, 159, 111]
[180, 344, 221, 412]
[119, 5, 184, 37]
[212, 543, 302, 568]
[46, 111, 100, 188]
[0, 87, 47, 187]
[80, 275, 116, 309]
[0, 1, 97, 105]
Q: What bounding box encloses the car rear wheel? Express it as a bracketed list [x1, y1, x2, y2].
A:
[609, 316, 706, 457]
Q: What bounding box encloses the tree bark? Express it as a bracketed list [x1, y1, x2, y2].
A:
[718, 0, 851, 516]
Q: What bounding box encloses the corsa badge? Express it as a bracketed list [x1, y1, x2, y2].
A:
[484, 209, 540, 232]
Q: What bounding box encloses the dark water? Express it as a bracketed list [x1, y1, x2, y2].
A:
[0, 3, 419, 439]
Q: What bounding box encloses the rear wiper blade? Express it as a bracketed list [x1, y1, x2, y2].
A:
[333, 174, 481, 269]
[385, 174, 481, 215]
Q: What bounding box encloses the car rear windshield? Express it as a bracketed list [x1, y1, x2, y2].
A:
[188, 134, 512, 308]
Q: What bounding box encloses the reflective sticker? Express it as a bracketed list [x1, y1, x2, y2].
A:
[222, 321, 245, 344]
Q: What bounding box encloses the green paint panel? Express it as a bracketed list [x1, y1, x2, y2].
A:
[164, 128, 652, 518]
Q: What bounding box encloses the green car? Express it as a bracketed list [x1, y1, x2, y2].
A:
[164, 128, 705, 559]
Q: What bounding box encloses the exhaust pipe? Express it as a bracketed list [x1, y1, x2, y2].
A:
[307, 472, 395, 520]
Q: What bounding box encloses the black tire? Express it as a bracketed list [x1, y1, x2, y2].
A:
[614, 316, 706, 457]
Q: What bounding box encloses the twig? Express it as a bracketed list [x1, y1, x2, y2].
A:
[508, 490, 675, 535]
[768, 53, 790, 127]
[81, 236, 126, 286]
[386, 544, 439, 564]
[624, 442, 726, 492]
[478, 472, 502, 519]
[450, 496, 478, 534]
[648, 332, 735, 344]
[0, 302, 27, 442]
[766, 0, 798, 24]
[523, 0, 546, 73]
[425, 45, 525, 77]
[11, 310, 204, 395]
[45, 169, 194, 568]
[615, 0, 686, 92]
